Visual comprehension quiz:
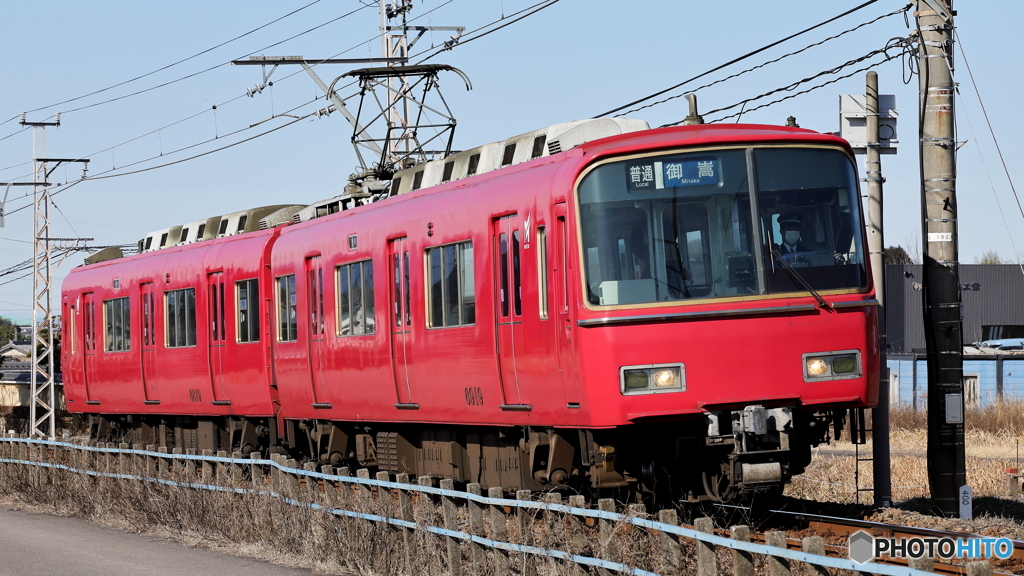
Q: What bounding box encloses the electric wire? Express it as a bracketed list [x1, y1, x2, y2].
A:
[948, 30, 1024, 272]
[663, 38, 911, 126]
[0, 0, 325, 127]
[953, 28, 1024, 231]
[411, 0, 562, 63]
[594, 0, 881, 119]
[612, 4, 912, 119]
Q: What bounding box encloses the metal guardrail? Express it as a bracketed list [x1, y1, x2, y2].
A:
[0, 435, 952, 576]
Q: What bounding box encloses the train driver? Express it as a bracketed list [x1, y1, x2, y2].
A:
[773, 212, 810, 259]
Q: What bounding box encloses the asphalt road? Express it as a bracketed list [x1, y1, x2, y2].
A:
[0, 506, 317, 576]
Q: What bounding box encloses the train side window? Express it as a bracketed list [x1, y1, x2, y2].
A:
[165, 288, 196, 348]
[337, 260, 375, 336]
[276, 275, 298, 342]
[426, 241, 474, 328]
[537, 226, 548, 319]
[69, 305, 77, 355]
[103, 297, 131, 352]
[84, 299, 95, 352]
[236, 278, 260, 343]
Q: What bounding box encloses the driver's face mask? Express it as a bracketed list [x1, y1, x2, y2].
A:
[783, 230, 801, 245]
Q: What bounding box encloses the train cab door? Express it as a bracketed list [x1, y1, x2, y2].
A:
[207, 272, 229, 404]
[553, 203, 580, 405]
[493, 215, 527, 408]
[305, 256, 329, 407]
[81, 292, 98, 403]
[140, 282, 158, 403]
[389, 238, 415, 407]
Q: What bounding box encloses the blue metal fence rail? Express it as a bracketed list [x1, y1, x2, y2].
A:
[0, 435, 946, 576]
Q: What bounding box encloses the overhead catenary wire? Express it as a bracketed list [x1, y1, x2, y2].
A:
[0, 0, 325, 128]
[612, 4, 912, 119]
[411, 0, 562, 63]
[594, 0, 882, 119]
[661, 38, 912, 126]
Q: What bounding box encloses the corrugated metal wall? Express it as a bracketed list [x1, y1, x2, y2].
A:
[885, 264, 1024, 353]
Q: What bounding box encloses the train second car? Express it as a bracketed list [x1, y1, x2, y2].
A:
[61, 120, 878, 504]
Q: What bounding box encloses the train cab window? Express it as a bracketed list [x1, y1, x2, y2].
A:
[537, 226, 548, 319]
[103, 297, 131, 352]
[337, 260, 375, 336]
[236, 278, 260, 343]
[426, 241, 475, 328]
[165, 288, 196, 347]
[276, 275, 298, 342]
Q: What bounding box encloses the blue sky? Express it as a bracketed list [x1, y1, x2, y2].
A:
[0, 0, 1020, 319]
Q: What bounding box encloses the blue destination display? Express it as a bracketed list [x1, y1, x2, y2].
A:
[663, 158, 717, 187]
[625, 158, 719, 191]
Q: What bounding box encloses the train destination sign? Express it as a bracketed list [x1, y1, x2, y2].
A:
[626, 158, 718, 191]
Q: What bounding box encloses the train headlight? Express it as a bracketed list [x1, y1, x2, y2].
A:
[802, 350, 862, 382]
[620, 364, 684, 395]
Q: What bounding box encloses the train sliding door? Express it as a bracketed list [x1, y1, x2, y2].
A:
[389, 238, 416, 408]
[305, 256, 330, 408]
[140, 282, 159, 404]
[81, 292, 98, 404]
[207, 272, 230, 404]
[493, 215, 528, 409]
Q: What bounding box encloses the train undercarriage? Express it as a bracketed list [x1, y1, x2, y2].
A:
[87, 405, 845, 506]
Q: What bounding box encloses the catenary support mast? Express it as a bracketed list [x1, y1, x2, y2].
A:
[915, 0, 966, 516]
[865, 71, 892, 508]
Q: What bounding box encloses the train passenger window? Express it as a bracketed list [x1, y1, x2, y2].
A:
[337, 260, 375, 336]
[501, 144, 516, 166]
[537, 226, 548, 319]
[236, 279, 260, 343]
[84, 299, 96, 352]
[276, 275, 298, 342]
[467, 154, 481, 176]
[165, 289, 196, 347]
[69, 306, 76, 355]
[103, 297, 131, 352]
[512, 231, 522, 316]
[426, 241, 475, 328]
[531, 135, 546, 159]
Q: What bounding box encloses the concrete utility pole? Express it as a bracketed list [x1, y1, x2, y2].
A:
[865, 71, 893, 509]
[914, 0, 966, 516]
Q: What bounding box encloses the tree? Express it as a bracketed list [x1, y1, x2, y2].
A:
[884, 245, 915, 265]
[974, 250, 1008, 264]
[0, 316, 15, 343]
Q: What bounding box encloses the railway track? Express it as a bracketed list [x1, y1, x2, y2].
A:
[766, 509, 1024, 574]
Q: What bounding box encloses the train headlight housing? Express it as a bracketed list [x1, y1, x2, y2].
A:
[802, 350, 862, 382]
[620, 364, 685, 395]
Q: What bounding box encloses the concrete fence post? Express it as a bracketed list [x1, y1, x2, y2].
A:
[657, 509, 682, 576]
[185, 449, 197, 480]
[397, 473, 415, 576]
[731, 525, 754, 576]
[801, 536, 829, 576]
[694, 517, 717, 576]
[304, 462, 319, 501]
[567, 495, 588, 576]
[283, 459, 300, 500]
[466, 483, 486, 574]
[597, 498, 617, 576]
[158, 447, 169, 478]
[764, 531, 791, 576]
[215, 450, 228, 484]
[488, 486, 510, 576]
[320, 465, 336, 509]
[147, 445, 158, 478]
[440, 478, 463, 576]
[171, 448, 182, 480]
[517, 490, 537, 576]
[417, 475, 437, 576]
[231, 452, 244, 484]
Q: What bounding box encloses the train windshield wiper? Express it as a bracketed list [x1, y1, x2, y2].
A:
[770, 250, 832, 311]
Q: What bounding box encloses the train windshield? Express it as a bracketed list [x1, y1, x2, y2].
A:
[576, 146, 867, 306]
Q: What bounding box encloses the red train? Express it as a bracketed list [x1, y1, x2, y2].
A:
[61, 119, 878, 503]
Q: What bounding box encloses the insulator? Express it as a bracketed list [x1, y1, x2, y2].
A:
[18, 112, 25, 125]
[54, 112, 61, 126]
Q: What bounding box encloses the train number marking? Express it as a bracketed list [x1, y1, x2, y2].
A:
[189, 389, 202, 403]
[464, 387, 484, 406]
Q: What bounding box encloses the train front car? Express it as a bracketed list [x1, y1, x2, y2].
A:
[570, 125, 878, 504]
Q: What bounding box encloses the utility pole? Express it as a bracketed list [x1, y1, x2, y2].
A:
[16, 112, 90, 439]
[865, 71, 893, 509]
[915, 0, 966, 517]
